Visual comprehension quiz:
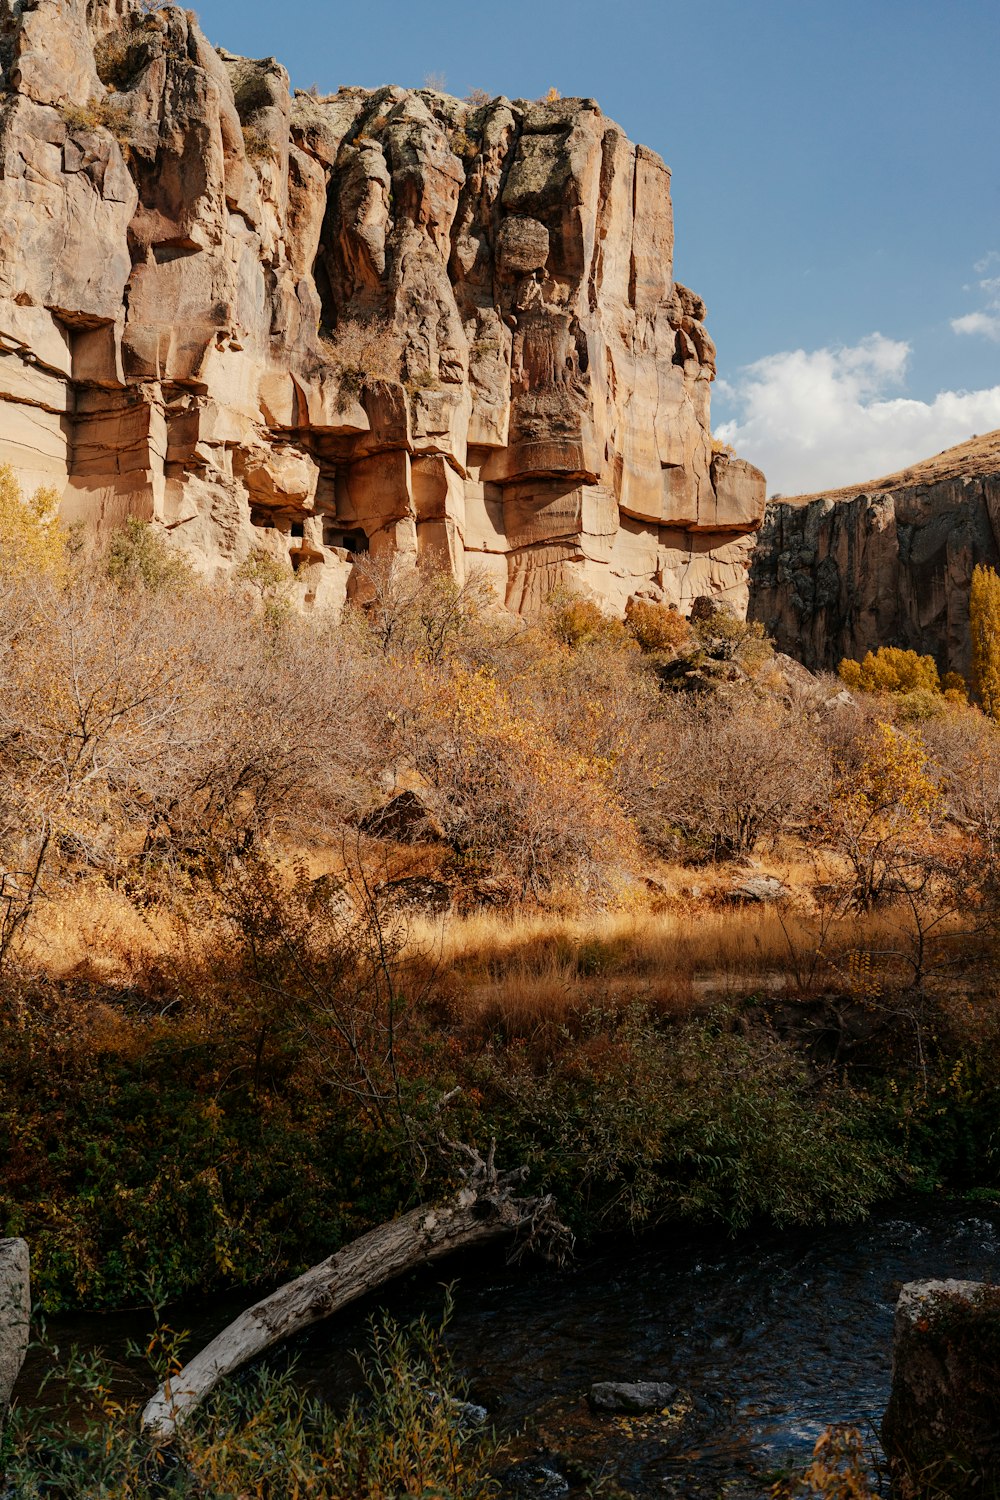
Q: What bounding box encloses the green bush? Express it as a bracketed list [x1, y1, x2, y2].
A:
[106, 518, 191, 593]
[476, 1008, 894, 1232]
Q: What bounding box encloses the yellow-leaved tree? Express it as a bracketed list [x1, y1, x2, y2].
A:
[970, 563, 1000, 719]
[838, 646, 940, 695]
[831, 719, 941, 909]
[0, 463, 66, 586]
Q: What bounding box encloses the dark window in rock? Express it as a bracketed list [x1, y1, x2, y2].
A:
[322, 520, 369, 553]
[290, 521, 304, 540]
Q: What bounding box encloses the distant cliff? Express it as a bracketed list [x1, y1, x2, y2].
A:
[0, 0, 764, 614]
[748, 432, 1000, 678]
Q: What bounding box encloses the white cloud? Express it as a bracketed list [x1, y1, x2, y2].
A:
[715, 333, 1000, 497]
[952, 311, 1000, 341]
[952, 261, 1000, 341]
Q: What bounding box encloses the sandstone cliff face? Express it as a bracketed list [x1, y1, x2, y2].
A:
[0, 0, 765, 614]
[749, 433, 1000, 678]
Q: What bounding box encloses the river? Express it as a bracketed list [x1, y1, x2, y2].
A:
[17, 1200, 1000, 1497]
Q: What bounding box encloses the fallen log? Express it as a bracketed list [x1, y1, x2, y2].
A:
[142, 1144, 570, 1440]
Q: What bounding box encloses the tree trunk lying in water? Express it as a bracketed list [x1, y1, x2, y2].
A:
[142, 1144, 570, 1440]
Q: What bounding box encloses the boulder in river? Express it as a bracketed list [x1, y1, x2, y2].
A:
[589, 1379, 679, 1413]
[499, 1458, 571, 1498]
[882, 1278, 1000, 1497]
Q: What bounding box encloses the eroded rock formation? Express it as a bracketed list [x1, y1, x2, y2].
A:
[882, 1278, 1000, 1497]
[0, 0, 764, 614]
[749, 432, 1000, 676]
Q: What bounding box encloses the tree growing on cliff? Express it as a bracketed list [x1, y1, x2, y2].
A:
[970, 564, 1000, 719]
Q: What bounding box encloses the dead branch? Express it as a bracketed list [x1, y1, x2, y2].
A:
[142, 1144, 571, 1440]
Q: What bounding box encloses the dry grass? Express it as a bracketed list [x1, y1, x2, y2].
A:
[405, 898, 930, 1038]
[17, 840, 972, 1047]
[24, 883, 175, 983]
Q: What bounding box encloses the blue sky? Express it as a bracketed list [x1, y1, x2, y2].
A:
[196, 0, 1000, 494]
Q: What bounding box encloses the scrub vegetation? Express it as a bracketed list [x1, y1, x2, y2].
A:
[2, 466, 1000, 1491]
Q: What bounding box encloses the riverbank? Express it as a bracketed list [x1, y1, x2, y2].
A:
[12, 1202, 999, 1498]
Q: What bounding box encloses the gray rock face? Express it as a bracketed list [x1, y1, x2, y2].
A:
[748, 436, 1000, 677]
[588, 1379, 678, 1413]
[0, 1238, 30, 1422]
[725, 875, 789, 904]
[882, 1278, 1000, 1498]
[0, 0, 765, 618]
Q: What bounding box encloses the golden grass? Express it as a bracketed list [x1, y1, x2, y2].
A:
[17, 848, 972, 1045]
[24, 882, 175, 982]
[404, 899, 935, 1038]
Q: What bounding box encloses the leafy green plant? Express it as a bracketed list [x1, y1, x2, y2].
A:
[106, 518, 192, 593]
[477, 1007, 893, 1234]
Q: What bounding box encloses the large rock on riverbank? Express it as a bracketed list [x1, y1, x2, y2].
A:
[0, 1238, 29, 1424]
[748, 431, 1000, 677]
[0, 0, 764, 616]
[882, 1277, 1000, 1497]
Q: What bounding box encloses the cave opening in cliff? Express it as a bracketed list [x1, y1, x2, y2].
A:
[323, 520, 369, 554]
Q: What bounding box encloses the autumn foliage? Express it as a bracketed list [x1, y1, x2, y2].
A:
[970, 562, 1000, 719]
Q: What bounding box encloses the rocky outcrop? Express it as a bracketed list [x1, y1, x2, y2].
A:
[0, 0, 764, 615]
[882, 1278, 1000, 1497]
[0, 1238, 29, 1426]
[749, 432, 1000, 677]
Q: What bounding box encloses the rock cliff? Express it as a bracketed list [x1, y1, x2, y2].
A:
[0, 0, 764, 614]
[748, 431, 1000, 677]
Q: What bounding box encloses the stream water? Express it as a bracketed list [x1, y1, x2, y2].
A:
[18, 1200, 1000, 1498]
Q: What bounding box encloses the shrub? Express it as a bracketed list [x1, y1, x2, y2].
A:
[659, 694, 826, 857]
[0, 464, 66, 583]
[546, 594, 631, 652]
[241, 121, 273, 162]
[61, 98, 135, 144]
[93, 27, 147, 90]
[830, 719, 942, 909]
[839, 645, 941, 695]
[450, 126, 478, 158]
[624, 596, 691, 654]
[105, 517, 191, 592]
[319, 318, 402, 407]
[774, 1425, 877, 1498]
[5, 1301, 501, 1497]
[689, 598, 774, 676]
[923, 709, 1000, 857]
[480, 1007, 892, 1232]
[405, 663, 635, 896]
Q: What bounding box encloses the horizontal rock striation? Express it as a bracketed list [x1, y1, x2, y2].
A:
[0, 0, 764, 613]
[748, 432, 1000, 677]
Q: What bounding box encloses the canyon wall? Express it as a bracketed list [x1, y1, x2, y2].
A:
[0, 0, 764, 614]
[748, 434, 1000, 678]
